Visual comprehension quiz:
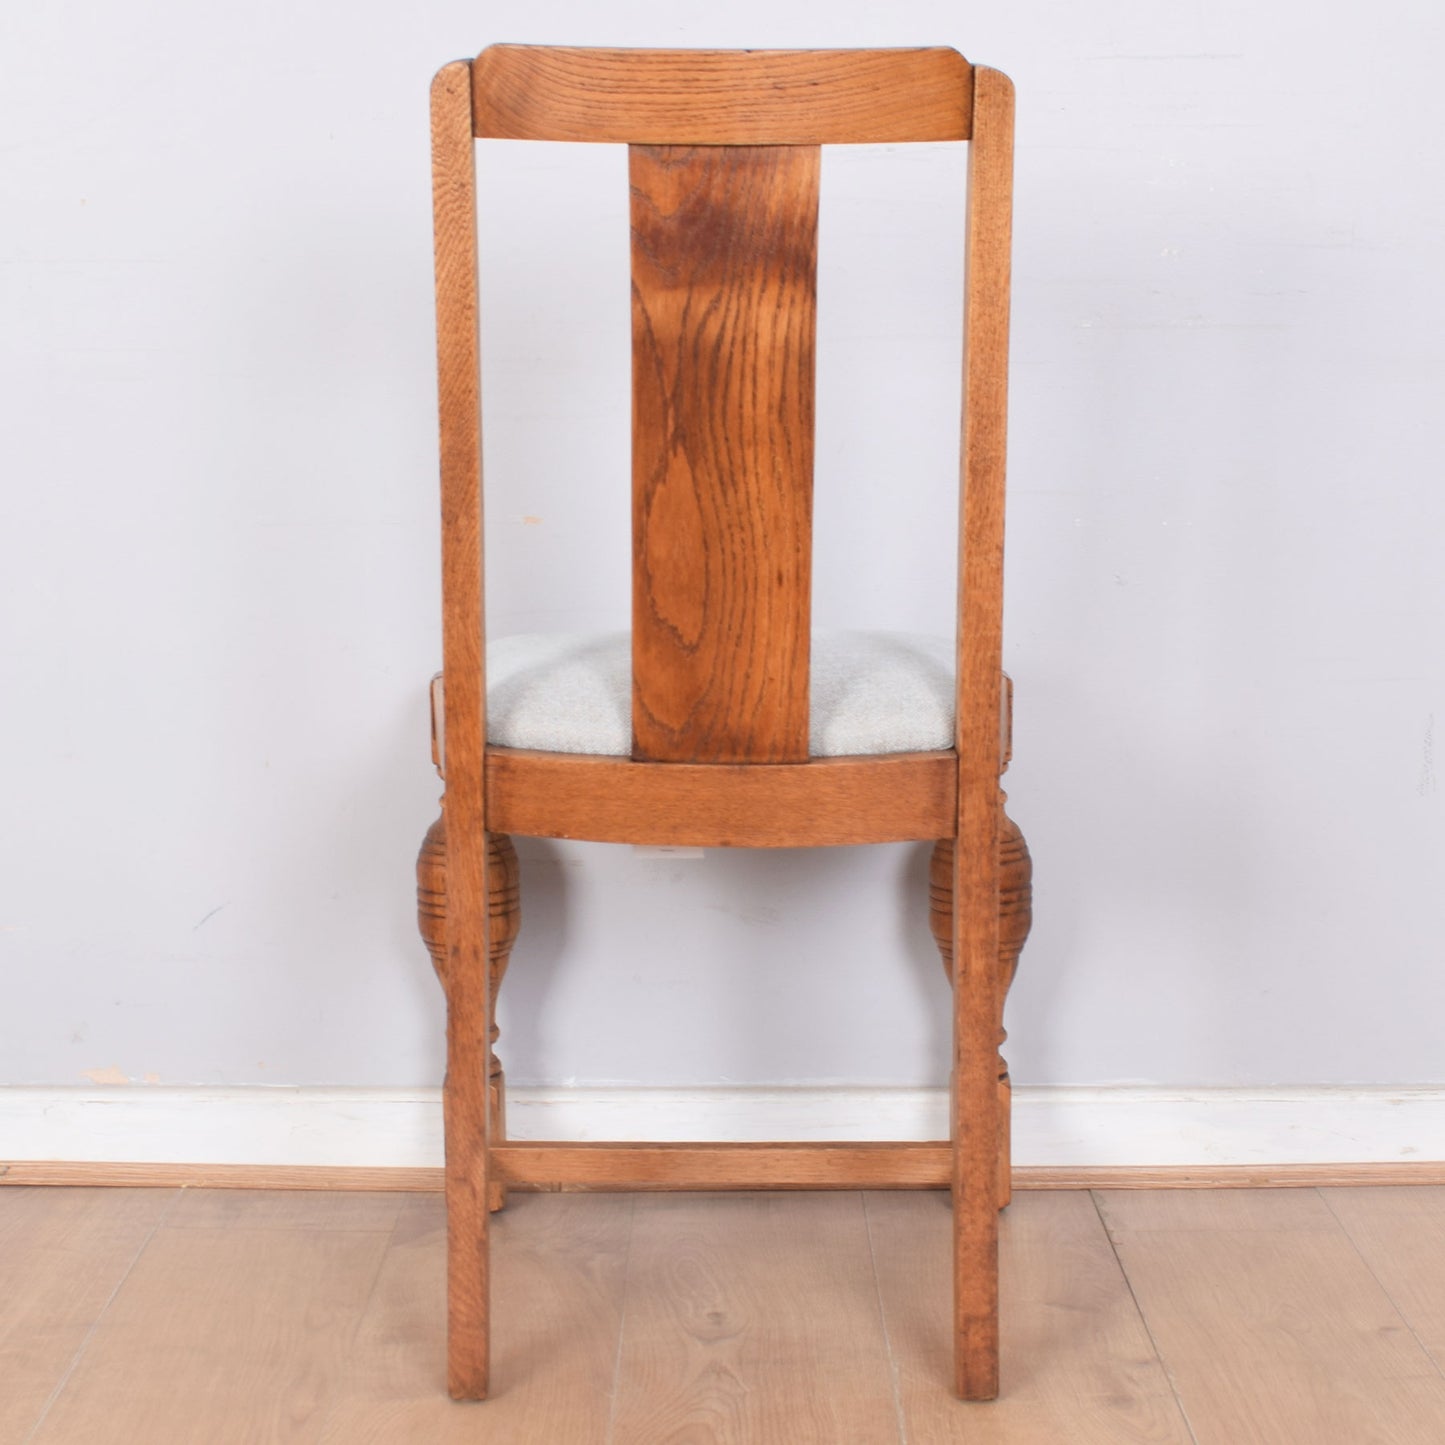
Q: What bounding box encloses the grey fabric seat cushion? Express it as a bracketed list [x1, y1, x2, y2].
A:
[486, 631, 955, 757]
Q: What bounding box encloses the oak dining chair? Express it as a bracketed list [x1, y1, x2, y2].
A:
[415, 44, 1031, 1402]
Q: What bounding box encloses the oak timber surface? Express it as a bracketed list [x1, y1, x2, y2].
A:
[867, 1190, 1194, 1444]
[25, 1190, 397, 1445]
[1321, 1185, 1445, 1375]
[430, 55, 493, 1402]
[629, 143, 817, 764]
[1097, 1189, 1445, 1445]
[608, 1192, 898, 1443]
[485, 748, 956, 846]
[0, 1188, 172, 1445]
[318, 1192, 631, 1444]
[13, 1185, 1445, 1444]
[471, 46, 973, 145]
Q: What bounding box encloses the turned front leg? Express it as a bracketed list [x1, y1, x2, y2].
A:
[418, 814, 522, 1212]
[929, 807, 1032, 1208]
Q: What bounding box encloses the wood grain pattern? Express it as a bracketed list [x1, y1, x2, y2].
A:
[318, 1193, 632, 1444]
[0, 1187, 174, 1444]
[869, 1190, 1195, 1443]
[20, 1185, 1445, 1440]
[1097, 1189, 1445, 1443]
[486, 746, 955, 846]
[630, 143, 818, 762]
[473, 45, 973, 145]
[29, 1211, 392, 1444]
[1323, 1186, 1445, 1372]
[493, 1141, 951, 1190]
[610, 1193, 901, 1443]
[164, 1187, 405, 1233]
[950, 64, 1016, 1401]
[430, 57, 494, 1401]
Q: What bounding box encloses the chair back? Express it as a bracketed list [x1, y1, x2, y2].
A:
[470, 47, 980, 763]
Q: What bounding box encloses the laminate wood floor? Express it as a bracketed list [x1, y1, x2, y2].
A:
[3, 1184, 1444, 1444]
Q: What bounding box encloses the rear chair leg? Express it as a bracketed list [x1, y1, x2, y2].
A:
[928, 803, 1033, 1209]
[419, 816, 523, 1212]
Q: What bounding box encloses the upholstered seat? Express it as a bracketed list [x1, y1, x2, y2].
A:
[486, 630, 955, 757]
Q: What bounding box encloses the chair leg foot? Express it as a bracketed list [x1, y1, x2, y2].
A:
[952, 1172, 1001, 1398]
[952, 1147, 1001, 1398]
[444, 1097, 492, 1400]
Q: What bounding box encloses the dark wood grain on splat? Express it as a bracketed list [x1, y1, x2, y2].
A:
[629, 144, 819, 763]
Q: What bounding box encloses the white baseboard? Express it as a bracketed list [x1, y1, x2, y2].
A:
[1, 1085, 1441, 1170]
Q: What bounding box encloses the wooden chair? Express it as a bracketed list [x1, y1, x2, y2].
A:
[415, 45, 1031, 1401]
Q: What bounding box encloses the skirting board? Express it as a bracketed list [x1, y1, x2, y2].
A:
[2, 1086, 1443, 1190]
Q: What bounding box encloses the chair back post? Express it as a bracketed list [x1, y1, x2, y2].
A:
[950, 63, 1015, 1400]
[430, 57, 494, 1401]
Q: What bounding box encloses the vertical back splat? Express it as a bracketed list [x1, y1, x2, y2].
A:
[629, 144, 819, 763]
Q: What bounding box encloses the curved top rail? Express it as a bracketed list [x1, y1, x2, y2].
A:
[472, 45, 973, 145]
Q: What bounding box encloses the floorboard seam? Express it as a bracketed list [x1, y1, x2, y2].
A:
[1088, 1189, 1203, 1445]
[602, 1192, 638, 1445]
[310, 1195, 413, 1440]
[21, 1189, 182, 1445]
[861, 1192, 909, 1445]
[1317, 1188, 1445, 1384]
